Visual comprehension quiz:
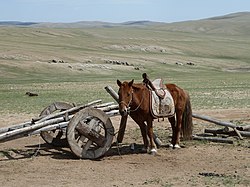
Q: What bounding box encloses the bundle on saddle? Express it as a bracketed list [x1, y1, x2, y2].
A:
[142, 73, 175, 118]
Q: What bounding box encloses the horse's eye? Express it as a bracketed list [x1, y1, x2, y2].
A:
[127, 93, 130, 97]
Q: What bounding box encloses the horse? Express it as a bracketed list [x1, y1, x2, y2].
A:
[117, 78, 193, 154]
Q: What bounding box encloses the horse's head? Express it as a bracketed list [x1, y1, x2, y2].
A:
[117, 79, 134, 116]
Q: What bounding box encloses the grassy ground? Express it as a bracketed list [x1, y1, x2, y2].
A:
[0, 26, 249, 114]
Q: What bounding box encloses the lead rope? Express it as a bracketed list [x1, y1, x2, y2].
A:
[114, 133, 122, 158]
[31, 135, 41, 159]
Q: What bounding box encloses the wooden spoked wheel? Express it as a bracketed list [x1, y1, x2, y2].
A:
[40, 102, 74, 147]
[67, 107, 114, 159]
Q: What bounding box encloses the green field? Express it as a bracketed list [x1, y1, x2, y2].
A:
[0, 18, 250, 114]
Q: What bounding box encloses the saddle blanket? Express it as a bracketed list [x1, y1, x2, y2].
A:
[151, 88, 175, 118]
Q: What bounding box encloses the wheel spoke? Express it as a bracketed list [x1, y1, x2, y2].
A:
[81, 139, 93, 157]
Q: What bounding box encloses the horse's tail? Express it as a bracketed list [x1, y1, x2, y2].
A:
[181, 92, 193, 140]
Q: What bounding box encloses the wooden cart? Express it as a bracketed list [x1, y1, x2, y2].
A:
[0, 85, 164, 160]
[0, 100, 120, 160]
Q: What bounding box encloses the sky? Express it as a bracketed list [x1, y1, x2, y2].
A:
[1, 0, 250, 23]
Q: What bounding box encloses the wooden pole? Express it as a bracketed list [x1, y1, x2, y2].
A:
[105, 85, 119, 103]
[192, 113, 244, 139]
[193, 135, 234, 144]
[33, 99, 102, 123]
[192, 113, 236, 128]
[236, 125, 250, 131]
[117, 115, 128, 143]
[0, 115, 74, 142]
[205, 128, 250, 138]
[0, 121, 32, 134]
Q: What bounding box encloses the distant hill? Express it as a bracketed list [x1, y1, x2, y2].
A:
[1, 12, 250, 34]
[0, 21, 38, 26]
[160, 12, 250, 35]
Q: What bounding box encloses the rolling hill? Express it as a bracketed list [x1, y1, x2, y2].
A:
[1, 12, 250, 35]
[0, 12, 250, 113]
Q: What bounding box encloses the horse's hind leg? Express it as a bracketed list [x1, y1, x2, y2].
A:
[168, 116, 176, 147]
[168, 115, 181, 149]
[175, 111, 182, 148]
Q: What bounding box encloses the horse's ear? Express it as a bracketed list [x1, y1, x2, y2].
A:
[117, 79, 122, 87]
[128, 79, 134, 87]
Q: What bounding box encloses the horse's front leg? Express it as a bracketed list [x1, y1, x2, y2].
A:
[130, 115, 149, 151]
[139, 122, 149, 152]
[146, 120, 157, 154]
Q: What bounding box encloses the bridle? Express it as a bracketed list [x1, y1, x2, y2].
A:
[119, 88, 144, 113]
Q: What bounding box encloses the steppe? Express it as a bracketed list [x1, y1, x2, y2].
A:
[0, 12, 249, 186]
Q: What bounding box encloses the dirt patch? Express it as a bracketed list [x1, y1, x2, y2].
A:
[0, 109, 249, 187]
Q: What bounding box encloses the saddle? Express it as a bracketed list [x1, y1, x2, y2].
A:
[142, 73, 175, 118]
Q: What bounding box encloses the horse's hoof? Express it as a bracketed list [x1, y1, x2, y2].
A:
[169, 144, 181, 149]
[174, 144, 181, 149]
[150, 148, 157, 156]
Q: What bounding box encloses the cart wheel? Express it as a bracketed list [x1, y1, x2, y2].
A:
[67, 107, 114, 159]
[39, 102, 74, 147]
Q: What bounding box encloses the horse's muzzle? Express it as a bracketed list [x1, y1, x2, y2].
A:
[119, 109, 127, 116]
[119, 107, 129, 116]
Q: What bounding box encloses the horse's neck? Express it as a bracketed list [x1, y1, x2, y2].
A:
[131, 84, 148, 109]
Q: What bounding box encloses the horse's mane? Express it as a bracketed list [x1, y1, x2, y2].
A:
[132, 83, 145, 90]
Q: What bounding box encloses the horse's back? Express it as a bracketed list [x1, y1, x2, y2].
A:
[165, 83, 185, 95]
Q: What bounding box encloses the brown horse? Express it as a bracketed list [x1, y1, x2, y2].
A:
[117, 79, 193, 154]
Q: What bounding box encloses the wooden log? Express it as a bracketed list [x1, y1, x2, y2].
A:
[30, 122, 68, 135]
[97, 104, 118, 112]
[94, 102, 114, 108]
[193, 135, 233, 144]
[33, 99, 102, 123]
[0, 121, 32, 134]
[236, 125, 250, 131]
[204, 128, 250, 138]
[192, 113, 245, 139]
[192, 113, 237, 128]
[204, 127, 230, 135]
[117, 115, 128, 143]
[0, 115, 74, 142]
[236, 131, 250, 137]
[105, 85, 119, 103]
[105, 110, 120, 117]
[233, 128, 243, 140]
